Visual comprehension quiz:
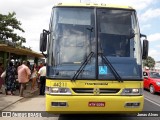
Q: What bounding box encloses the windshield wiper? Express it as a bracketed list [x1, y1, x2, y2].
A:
[71, 52, 94, 81]
[99, 53, 123, 82]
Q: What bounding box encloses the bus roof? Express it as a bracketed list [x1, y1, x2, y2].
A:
[55, 3, 134, 10]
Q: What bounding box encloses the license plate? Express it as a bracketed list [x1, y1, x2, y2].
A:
[88, 102, 105, 107]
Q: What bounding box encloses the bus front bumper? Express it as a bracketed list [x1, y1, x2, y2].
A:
[46, 95, 144, 114]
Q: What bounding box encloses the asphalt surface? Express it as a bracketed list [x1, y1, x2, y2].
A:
[143, 90, 160, 106]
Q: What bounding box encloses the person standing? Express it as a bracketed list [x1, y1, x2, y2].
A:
[31, 63, 38, 91]
[14, 61, 21, 90]
[5, 61, 16, 95]
[37, 62, 43, 88]
[0, 63, 4, 94]
[38, 63, 46, 95]
[38, 62, 43, 71]
[17, 61, 31, 97]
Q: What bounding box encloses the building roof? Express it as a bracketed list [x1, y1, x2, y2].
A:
[55, 3, 134, 10]
[0, 44, 43, 58]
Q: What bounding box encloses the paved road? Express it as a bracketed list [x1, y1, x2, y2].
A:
[143, 89, 160, 107]
[1, 90, 160, 120]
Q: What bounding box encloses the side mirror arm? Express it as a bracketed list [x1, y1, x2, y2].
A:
[140, 34, 147, 39]
[42, 52, 47, 58]
[43, 29, 50, 35]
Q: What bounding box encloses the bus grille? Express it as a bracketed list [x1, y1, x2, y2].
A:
[72, 88, 120, 94]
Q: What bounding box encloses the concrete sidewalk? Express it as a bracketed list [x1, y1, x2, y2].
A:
[0, 81, 39, 111]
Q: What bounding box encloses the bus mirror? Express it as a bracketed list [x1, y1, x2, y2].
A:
[40, 30, 48, 52]
[142, 40, 149, 59]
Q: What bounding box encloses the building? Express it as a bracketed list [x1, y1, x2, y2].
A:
[0, 40, 44, 68]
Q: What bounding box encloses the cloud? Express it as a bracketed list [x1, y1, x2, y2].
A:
[148, 33, 160, 42]
[149, 49, 160, 61]
[140, 24, 151, 32]
[156, 45, 160, 48]
[0, 0, 55, 52]
[139, 8, 160, 22]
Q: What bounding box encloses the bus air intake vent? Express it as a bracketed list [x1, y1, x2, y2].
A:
[72, 88, 120, 94]
[72, 88, 93, 93]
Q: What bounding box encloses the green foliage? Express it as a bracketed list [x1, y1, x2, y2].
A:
[0, 12, 26, 44]
[143, 56, 155, 69]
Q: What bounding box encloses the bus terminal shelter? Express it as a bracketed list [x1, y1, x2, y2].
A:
[0, 43, 44, 68]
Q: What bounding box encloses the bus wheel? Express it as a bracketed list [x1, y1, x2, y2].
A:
[149, 85, 155, 94]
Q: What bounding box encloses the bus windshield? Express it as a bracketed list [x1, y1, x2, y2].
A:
[47, 7, 142, 80]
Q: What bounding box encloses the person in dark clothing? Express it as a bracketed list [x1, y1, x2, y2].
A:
[0, 63, 4, 94]
[5, 61, 16, 95]
[39, 76, 46, 95]
[38, 63, 46, 95]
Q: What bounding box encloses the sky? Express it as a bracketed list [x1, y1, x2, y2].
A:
[0, 0, 160, 61]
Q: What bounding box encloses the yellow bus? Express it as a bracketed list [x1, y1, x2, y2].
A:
[40, 3, 149, 114]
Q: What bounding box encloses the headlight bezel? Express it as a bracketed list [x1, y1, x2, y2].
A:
[45, 87, 72, 95]
[121, 88, 143, 95]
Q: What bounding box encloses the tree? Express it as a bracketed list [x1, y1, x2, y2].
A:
[0, 12, 26, 45]
[143, 56, 155, 69]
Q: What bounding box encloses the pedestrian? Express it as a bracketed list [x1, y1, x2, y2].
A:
[38, 62, 43, 70]
[17, 61, 31, 97]
[5, 61, 16, 95]
[27, 61, 31, 70]
[31, 63, 38, 91]
[0, 63, 4, 94]
[37, 62, 43, 89]
[14, 61, 21, 90]
[38, 63, 46, 95]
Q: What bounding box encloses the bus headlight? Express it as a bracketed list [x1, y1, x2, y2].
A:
[121, 88, 143, 95]
[45, 87, 72, 95]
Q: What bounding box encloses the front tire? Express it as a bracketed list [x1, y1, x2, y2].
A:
[149, 85, 155, 94]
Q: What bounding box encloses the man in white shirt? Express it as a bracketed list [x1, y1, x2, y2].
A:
[38, 63, 46, 95]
